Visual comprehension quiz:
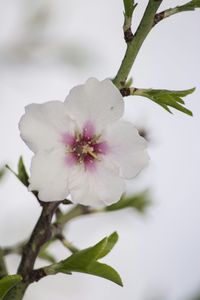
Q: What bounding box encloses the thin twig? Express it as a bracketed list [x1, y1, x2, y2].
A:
[57, 234, 79, 254]
[17, 202, 61, 281]
[113, 0, 163, 88]
[153, 1, 200, 26]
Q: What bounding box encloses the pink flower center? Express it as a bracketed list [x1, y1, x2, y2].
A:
[62, 122, 108, 171]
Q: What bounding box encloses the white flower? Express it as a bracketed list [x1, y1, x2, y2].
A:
[19, 78, 149, 206]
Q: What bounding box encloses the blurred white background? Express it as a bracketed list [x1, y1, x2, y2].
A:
[0, 0, 200, 299]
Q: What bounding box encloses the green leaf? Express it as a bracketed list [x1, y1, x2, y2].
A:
[139, 88, 195, 116]
[97, 232, 118, 259]
[80, 261, 122, 286]
[0, 167, 6, 182]
[52, 233, 122, 286]
[6, 157, 29, 188]
[106, 191, 151, 213]
[17, 156, 29, 187]
[0, 275, 22, 300]
[60, 238, 107, 270]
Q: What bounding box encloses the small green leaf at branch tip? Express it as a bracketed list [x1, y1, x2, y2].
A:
[137, 87, 195, 116]
[182, 0, 200, 10]
[97, 232, 119, 259]
[51, 233, 122, 286]
[17, 156, 29, 186]
[0, 275, 22, 300]
[5, 157, 30, 187]
[106, 191, 151, 213]
[123, 0, 137, 17]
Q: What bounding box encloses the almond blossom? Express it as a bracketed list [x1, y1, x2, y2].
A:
[19, 78, 149, 206]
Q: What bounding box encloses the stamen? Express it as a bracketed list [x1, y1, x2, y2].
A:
[82, 145, 98, 160]
[87, 149, 98, 160]
[64, 127, 107, 168]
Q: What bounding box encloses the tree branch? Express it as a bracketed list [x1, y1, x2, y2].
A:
[4, 202, 61, 299]
[55, 205, 97, 226]
[1, 206, 93, 260]
[120, 86, 194, 115]
[28, 263, 61, 283]
[17, 202, 61, 281]
[153, 0, 200, 26]
[123, 0, 137, 43]
[2, 192, 150, 261]
[113, 0, 163, 88]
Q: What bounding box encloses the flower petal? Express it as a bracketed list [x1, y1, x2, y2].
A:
[68, 160, 125, 207]
[19, 101, 74, 153]
[104, 121, 149, 179]
[64, 78, 124, 132]
[29, 148, 69, 202]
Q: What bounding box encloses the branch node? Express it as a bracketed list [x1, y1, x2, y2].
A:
[124, 28, 134, 43]
[30, 268, 47, 283]
[120, 87, 131, 96]
[153, 11, 165, 26]
[120, 87, 138, 96]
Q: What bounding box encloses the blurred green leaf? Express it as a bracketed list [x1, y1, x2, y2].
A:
[106, 191, 151, 213]
[190, 295, 200, 300]
[138, 88, 195, 116]
[52, 233, 122, 286]
[0, 275, 22, 300]
[0, 249, 7, 279]
[0, 168, 6, 182]
[5, 165, 17, 179]
[31, 240, 57, 263]
[17, 156, 29, 187]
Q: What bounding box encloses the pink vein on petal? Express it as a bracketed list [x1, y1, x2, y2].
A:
[65, 153, 77, 166]
[84, 155, 96, 172]
[93, 141, 109, 154]
[83, 121, 95, 140]
[62, 133, 75, 146]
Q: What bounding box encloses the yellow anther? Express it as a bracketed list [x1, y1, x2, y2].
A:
[82, 145, 98, 159]
[87, 149, 98, 159]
